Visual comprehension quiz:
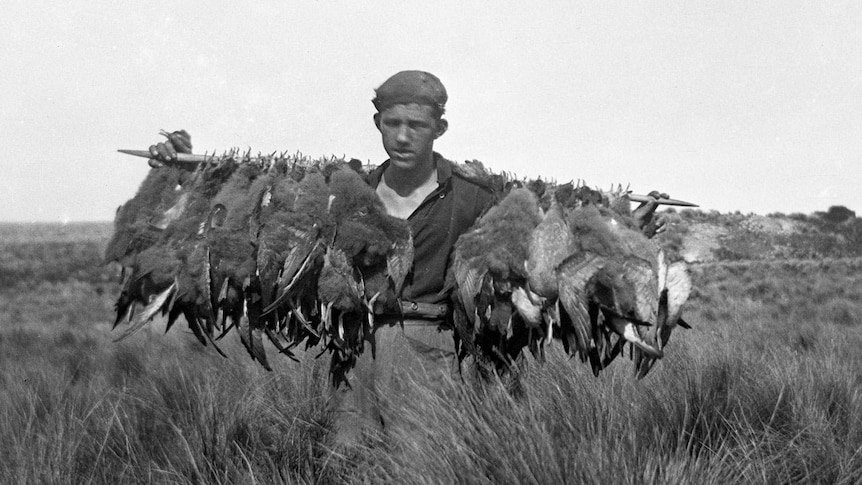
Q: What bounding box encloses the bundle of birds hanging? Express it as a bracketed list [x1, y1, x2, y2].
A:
[109, 147, 693, 383]
[449, 168, 693, 379]
[107, 150, 412, 385]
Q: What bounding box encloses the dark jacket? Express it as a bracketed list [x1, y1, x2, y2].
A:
[367, 153, 495, 305]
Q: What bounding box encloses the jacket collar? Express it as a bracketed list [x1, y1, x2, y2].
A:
[368, 152, 452, 189]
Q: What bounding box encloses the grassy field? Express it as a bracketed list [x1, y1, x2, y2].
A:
[1, 223, 860, 484]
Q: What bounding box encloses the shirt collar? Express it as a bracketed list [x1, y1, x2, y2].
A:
[368, 152, 452, 189]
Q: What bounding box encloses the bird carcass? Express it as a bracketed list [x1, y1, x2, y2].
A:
[451, 182, 693, 378]
[109, 158, 239, 345]
[315, 168, 413, 387]
[108, 153, 413, 385]
[449, 187, 544, 370]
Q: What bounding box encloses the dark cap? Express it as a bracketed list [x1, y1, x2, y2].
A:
[372, 70, 447, 115]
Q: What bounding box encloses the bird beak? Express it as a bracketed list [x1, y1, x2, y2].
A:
[614, 317, 663, 358]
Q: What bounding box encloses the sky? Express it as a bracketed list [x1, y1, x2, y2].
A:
[3, 1, 861, 222]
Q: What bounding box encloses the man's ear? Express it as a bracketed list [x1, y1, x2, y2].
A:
[434, 118, 448, 139]
[373, 113, 382, 131]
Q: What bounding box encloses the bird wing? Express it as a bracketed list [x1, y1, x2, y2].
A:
[623, 256, 660, 325]
[318, 247, 363, 312]
[386, 231, 414, 297]
[238, 281, 272, 371]
[113, 280, 177, 342]
[526, 200, 575, 298]
[263, 237, 323, 315]
[556, 254, 606, 361]
[665, 261, 692, 326]
[633, 259, 693, 381]
[152, 191, 191, 230]
[451, 258, 487, 329]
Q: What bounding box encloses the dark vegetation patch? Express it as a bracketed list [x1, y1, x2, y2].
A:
[676, 205, 862, 261]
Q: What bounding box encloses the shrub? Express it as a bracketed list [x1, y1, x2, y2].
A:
[822, 205, 856, 224]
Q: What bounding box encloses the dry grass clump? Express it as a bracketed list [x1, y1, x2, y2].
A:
[0, 327, 337, 484]
[360, 333, 860, 484]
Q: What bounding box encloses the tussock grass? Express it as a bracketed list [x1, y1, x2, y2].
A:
[0, 328, 337, 484]
[1, 228, 861, 483]
[362, 321, 861, 484]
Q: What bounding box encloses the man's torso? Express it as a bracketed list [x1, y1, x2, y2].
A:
[367, 153, 495, 305]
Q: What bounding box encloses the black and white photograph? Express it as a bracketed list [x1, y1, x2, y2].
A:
[2, 2, 861, 483]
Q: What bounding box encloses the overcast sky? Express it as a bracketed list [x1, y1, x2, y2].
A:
[3, 1, 861, 222]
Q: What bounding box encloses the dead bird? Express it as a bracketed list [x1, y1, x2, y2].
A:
[258, 166, 331, 351]
[450, 187, 544, 369]
[320, 166, 414, 386]
[104, 165, 192, 266]
[112, 159, 238, 349]
[555, 200, 692, 378]
[452, 178, 692, 379]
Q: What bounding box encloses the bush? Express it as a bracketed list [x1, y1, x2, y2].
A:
[823, 205, 856, 224]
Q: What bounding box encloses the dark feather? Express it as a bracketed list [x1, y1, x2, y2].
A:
[113, 281, 177, 342]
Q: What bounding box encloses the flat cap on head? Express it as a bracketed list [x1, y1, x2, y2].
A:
[372, 70, 447, 116]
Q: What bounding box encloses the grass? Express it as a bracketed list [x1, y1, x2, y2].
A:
[1, 224, 860, 484]
[0, 326, 335, 484]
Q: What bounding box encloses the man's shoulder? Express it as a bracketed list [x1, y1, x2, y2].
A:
[434, 157, 497, 221]
[440, 158, 502, 197]
[365, 160, 388, 188]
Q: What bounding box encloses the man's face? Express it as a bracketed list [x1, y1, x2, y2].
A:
[374, 103, 447, 171]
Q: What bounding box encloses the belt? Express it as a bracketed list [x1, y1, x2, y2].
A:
[373, 300, 451, 320]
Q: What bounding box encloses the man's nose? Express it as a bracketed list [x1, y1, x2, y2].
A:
[395, 125, 410, 142]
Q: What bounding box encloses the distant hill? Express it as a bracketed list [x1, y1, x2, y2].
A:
[655, 206, 862, 262]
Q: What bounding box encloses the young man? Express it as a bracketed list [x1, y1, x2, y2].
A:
[148, 71, 496, 444]
[332, 71, 496, 444]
